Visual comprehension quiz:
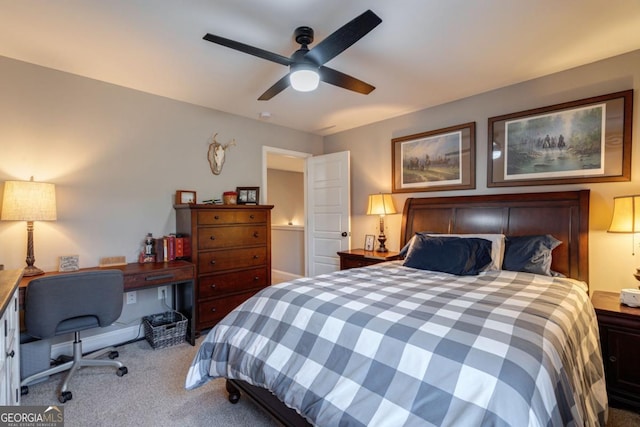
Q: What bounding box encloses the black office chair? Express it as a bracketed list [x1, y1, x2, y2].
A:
[20, 270, 129, 403]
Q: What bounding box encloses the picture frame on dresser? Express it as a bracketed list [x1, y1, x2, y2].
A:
[175, 190, 197, 205]
[236, 187, 260, 205]
[488, 89, 633, 187]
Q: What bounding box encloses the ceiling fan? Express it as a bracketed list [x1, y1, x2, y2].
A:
[203, 9, 382, 100]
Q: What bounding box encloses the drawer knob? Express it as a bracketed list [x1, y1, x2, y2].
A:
[211, 308, 216, 313]
[209, 235, 216, 240]
[254, 276, 259, 281]
[214, 215, 220, 220]
[609, 356, 617, 363]
[253, 232, 259, 238]
[253, 255, 259, 259]
[250, 214, 255, 219]
[210, 284, 216, 289]
[210, 260, 216, 265]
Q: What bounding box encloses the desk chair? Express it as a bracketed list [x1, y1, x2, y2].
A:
[21, 270, 129, 403]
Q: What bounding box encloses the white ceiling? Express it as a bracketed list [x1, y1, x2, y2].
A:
[1, 1, 639, 136]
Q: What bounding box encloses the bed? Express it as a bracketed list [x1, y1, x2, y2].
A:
[185, 190, 607, 426]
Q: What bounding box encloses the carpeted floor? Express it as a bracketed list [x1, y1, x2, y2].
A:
[20, 336, 640, 426]
[21, 337, 278, 427]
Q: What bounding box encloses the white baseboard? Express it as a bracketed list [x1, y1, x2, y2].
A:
[50, 325, 142, 359]
[272, 269, 302, 284]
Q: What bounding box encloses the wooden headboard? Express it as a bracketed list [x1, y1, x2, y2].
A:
[400, 190, 590, 283]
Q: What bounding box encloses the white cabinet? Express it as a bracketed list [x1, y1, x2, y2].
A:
[0, 271, 21, 406]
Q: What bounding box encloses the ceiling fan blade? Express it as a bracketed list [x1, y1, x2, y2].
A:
[258, 74, 291, 101]
[203, 33, 292, 66]
[305, 10, 382, 66]
[320, 66, 375, 95]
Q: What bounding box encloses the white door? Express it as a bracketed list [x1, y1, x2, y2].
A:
[305, 151, 350, 276]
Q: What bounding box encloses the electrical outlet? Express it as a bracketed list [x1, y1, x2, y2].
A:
[158, 286, 167, 300]
[126, 291, 136, 304]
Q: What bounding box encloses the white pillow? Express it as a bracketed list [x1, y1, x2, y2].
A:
[401, 233, 505, 271]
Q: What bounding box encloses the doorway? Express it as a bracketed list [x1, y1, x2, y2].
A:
[262, 147, 310, 284]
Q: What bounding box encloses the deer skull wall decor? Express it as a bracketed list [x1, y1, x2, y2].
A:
[207, 133, 236, 175]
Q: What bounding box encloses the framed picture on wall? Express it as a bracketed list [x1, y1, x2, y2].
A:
[488, 90, 633, 187]
[392, 122, 476, 193]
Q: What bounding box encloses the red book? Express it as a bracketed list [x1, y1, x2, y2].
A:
[175, 237, 184, 258]
[167, 235, 176, 261]
[182, 237, 191, 258]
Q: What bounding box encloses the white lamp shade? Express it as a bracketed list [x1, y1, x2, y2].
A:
[367, 193, 396, 216]
[289, 67, 320, 92]
[1, 180, 57, 221]
[608, 195, 640, 233]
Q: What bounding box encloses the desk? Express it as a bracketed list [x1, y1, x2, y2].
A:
[19, 261, 196, 345]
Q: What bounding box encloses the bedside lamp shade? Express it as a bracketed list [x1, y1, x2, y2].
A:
[367, 193, 396, 252]
[366, 193, 396, 217]
[1, 178, 57, 276]
[608, 195, 640, 233]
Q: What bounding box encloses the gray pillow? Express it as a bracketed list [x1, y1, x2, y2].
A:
[502, 234, 561, 276]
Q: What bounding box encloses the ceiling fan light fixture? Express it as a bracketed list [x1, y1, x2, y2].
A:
[289, 64, 320, 92]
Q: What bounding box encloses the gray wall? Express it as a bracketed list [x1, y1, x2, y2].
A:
[0, 56, 322, 323]
[324, 49, 640, 294]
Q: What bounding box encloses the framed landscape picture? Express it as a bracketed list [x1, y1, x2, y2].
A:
[488, 90, 633, 187]
[392, 122, 476, 193]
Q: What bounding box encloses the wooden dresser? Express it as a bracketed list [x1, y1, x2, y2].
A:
[175, 204, 273, 332]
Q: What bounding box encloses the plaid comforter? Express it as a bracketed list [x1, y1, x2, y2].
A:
[186, 262, 607, 427]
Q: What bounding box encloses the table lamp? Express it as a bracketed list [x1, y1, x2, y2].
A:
[1, 177, 57, 276]
[366, 193, 396, 252]
[607, 194, 640, 281]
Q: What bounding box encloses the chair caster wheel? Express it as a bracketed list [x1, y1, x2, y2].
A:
[21, 386, 28, 396]
[59, 391, 72, 403]
[228, 392, 240, 404]
[108, 351, 119, 359]
[117, 366, 128, 377]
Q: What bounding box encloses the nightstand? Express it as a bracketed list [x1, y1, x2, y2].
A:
[591, 290, 640, 410]
[337, 249, 401, 270]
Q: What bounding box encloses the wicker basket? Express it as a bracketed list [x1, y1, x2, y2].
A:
[142, 311, 187, 349]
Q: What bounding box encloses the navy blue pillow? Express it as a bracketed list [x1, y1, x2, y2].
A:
[502, 234, 561, 276]
[399, 231, 439, 258]
[402, 235, 492, 276]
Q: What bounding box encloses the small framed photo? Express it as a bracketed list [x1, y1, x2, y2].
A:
[364, 234, 375, 251]
[175, 190, 197, 205]
[59, 255, 80, 272]
[236, 187, 260, 205]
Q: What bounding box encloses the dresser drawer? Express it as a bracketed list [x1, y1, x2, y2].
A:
[123, 265, 194, 290]
[198, 210, 267, 225]
[198, 268, 268, 299]
[198, 247, 267, 274]
[198, 290, 261, 326]
[198, 225, 267, 250]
